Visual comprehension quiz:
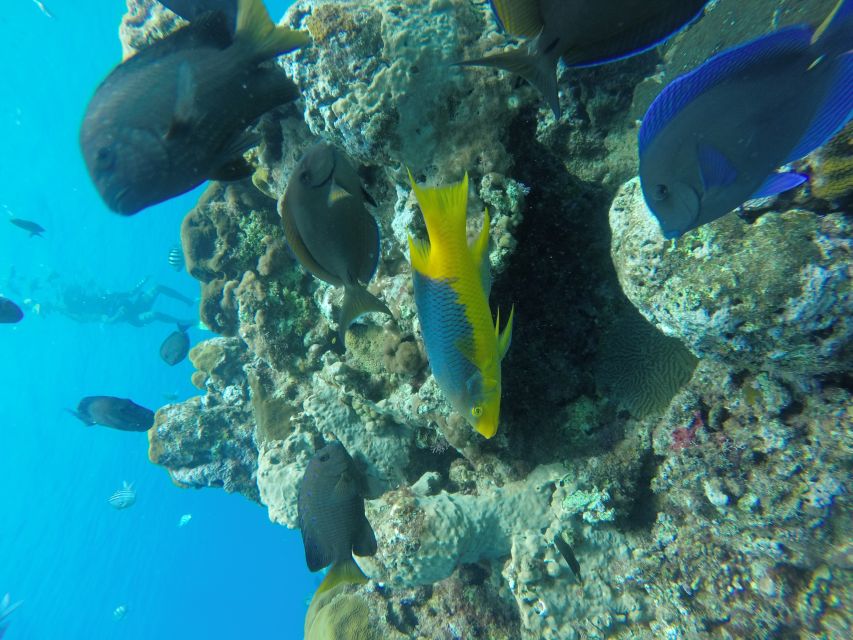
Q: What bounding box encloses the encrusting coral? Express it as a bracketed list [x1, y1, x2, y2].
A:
[126, 0, 853, 637]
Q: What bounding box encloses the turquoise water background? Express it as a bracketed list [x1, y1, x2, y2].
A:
[0, 1, 314, 637]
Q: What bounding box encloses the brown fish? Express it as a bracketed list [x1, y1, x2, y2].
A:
[279, 142, 390, 344]
[160, 324, 191, 365]
[70, 396, 155, 432]
[298, 441, 377, 594]
[80, 0, 309, 214]
[461, 0, 709, 116]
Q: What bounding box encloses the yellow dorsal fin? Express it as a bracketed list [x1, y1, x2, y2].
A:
[470, 207, 490, 268]
[408, 170, 469, 251]
[235, 0, 311, 61]
[496, 304, 514, 360]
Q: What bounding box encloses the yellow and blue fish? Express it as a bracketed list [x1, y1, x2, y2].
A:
[408, 172, 514, 439]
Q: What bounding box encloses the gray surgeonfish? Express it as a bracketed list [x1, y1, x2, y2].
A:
[0, 296, 23, 324]
[9, 217, 45, 237]
[279, 142, 391, 345]
[80, 0, 309, 214]
[297, 442, 377, 595]
[71, 396, 155, 432]
[639, 0, 853, 238]
[460, 0, 709, 117]
[160, 324, 191, 365]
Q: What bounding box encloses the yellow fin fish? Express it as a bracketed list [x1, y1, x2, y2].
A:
[408, 171, 514, 439]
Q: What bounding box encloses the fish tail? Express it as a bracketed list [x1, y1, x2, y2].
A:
[339, 284, 391, 344]
[812, 0, 852, 58]
[457, 47, 560, 117]
[235, 0, 311, 61]
[408, 170, 470, 270]
[316, 557, 368, 596]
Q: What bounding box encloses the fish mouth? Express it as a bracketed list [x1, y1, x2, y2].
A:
[110, 187, 134, 214]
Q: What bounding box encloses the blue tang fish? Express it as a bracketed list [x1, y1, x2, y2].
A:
[639, 0, 853, 238]
[461, 0, 709, 117]
[408, 172, 514, 439]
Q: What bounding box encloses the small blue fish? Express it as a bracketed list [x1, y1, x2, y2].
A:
[108, 482, 137, 510]
[639, 0, 853, 238]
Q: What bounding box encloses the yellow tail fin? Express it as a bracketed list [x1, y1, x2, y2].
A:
[236, 0, 310, 60]
[408, 170, 470, 255]
[316, 557, 368, 596]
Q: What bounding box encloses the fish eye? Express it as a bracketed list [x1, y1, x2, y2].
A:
[471, 406, 483, 418]
[319, 453, 329, 462]
[96, 146, 115, 171]
[299, 170, 311, 185]
[653, 184, 669, 201]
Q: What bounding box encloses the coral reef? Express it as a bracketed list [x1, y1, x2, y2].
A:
[610, 177, 852, 377]
[125, 0, 853, 637]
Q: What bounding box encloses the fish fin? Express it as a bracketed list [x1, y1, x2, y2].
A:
[316, 558, 367, 596]
[489, 0, 543, 37]
[639, 26, 812, 153]
[123, 10, 232, 71]
[697, 143, 738, 190]
[362, 187, 377, 207]
[471, 208, 491, 297]
[339, 285, 391, 344]
[302, 525, 333, 573]
[234, 0, 310, 61]
[166, 62, 197, 140]
[408, 170, 470, 260]
[784, 52, 853, 163]
[352, 516, 378, 557]
[812, 0, 853, 57]
[208, 156, 253, 181]
[458, 46, 560, 117]
[466, 370, 485, 400]
[208, 130, 260, 180]
[751, 172, 808, 199]
[327, 180, 356, 208]
[496, 304, 514, 360]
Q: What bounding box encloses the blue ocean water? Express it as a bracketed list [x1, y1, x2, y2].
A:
[0, 2, 314, 638]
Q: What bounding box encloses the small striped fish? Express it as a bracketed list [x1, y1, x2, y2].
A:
[167, 245, 184, 271]
[108, 482, 136, 510]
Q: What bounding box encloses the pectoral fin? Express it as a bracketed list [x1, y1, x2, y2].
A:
[750, 171, 808, 199]
[166, 62, 196, 140]
[697, 143, 738, 190]
[328, 180, 356, 207]
[495, 304, 514, 360]
[471, 208, 491, 297]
